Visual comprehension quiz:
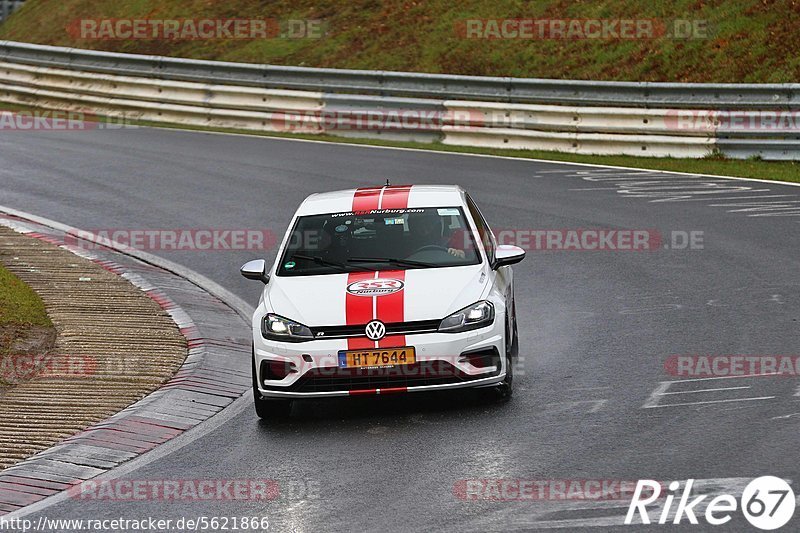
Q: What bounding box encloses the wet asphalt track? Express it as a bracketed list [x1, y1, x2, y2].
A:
[1, 126, 799, 531]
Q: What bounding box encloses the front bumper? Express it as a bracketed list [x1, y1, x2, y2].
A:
[254, 324, 506, 399]
[259, 374, 506, 398]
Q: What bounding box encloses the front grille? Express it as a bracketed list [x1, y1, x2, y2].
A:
[310, 319, 440, 339]
[285, 361, 495, 393]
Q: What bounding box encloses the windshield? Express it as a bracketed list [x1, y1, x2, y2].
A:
[276, 207, 481, 276]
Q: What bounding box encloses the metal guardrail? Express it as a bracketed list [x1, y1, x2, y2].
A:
[1, 40, 798, 109]
[0, 40, 797, 159]
[0, 1, 24, 23]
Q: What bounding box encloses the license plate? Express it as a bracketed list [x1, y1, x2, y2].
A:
[338, 347, 416, 369]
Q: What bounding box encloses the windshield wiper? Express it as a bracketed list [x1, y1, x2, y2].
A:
[347, 257, 437, 268]
[291, 254, 371, 272]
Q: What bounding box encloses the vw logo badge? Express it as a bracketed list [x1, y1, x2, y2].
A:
[365, 320, 386, 341]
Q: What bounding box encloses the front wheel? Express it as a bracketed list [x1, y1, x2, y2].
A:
[485, 311, 517, 402]
[495, 316, 517, 400]
[252, 351, 293, 420]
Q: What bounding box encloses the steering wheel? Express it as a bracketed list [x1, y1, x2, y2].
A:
[411, 244, 449, 255]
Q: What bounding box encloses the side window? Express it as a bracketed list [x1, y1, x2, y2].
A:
[466, 195, 496, 265]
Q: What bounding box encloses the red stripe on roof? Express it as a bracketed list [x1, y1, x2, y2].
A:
[352, 187, 383, 212]
[380, 185, 412, 209]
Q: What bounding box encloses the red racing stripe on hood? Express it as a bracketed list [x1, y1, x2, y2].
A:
[376, 270, 406, 348]
[346, 271, 376, 350]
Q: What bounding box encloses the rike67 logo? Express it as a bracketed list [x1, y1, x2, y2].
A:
[626, 477, 795, 530]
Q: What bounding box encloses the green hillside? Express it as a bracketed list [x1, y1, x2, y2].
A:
[1, 0, 798, 82]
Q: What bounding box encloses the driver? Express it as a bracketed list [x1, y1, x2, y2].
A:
[405, 210, 465, 258]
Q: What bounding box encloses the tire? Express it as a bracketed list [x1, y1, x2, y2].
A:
[252, 350, 293, 420]
[495, 319, 516, 400]
[508, 300, 519, 359]
[487, 305, 517, 402]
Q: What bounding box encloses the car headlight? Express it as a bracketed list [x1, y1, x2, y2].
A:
[262, 313, 314, 342]
[438, 301, 494, 332]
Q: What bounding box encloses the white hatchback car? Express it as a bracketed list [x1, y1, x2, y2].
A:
[241, 184, 525, 419]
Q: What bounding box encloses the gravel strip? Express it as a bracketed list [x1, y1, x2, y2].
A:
[0, 226, 187, 470]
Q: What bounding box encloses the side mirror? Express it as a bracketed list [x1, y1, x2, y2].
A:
[493, 245, 525, 269]
[240, 259, 270, 284]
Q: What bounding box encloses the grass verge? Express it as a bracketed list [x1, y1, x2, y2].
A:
[0, 261, 54, 388]
[0, 263, 51, 329]
[2, 0, 799, 83]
